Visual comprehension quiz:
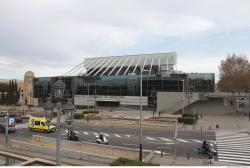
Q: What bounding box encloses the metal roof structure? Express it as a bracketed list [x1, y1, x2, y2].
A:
[65, 52, 177, 77]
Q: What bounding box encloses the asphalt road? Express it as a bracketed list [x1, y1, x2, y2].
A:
[5, 120, 216, 160]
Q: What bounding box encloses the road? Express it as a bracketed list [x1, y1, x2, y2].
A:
[4, 119, 217, 160]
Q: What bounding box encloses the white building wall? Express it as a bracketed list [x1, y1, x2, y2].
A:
[74, 95, 148, 106]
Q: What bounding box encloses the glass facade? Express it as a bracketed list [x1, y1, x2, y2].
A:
[34, 73, 215, 106]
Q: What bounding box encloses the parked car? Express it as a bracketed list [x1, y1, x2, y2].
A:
[0, 117, 16, 133]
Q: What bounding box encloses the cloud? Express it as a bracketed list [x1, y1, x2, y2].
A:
[0, 0, 249, 79]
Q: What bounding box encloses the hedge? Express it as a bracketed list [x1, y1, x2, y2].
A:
[74, 113, 84, 119]
[82, 110, 99, 115]
[178, 113, 198, 125]
[110, 158, 159, 166]
[75, 105, 94, 109]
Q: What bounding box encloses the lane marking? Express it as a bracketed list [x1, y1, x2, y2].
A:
[159, 137, 173, 142]
[114, 134, 121, 138]
[191, 139, 201, 143]
[177, 138, 189, 143]
[93, 133, 99, 136]
[146, 136, 156, 141]
[104, 133, 110, 137]
[83, 132, 89, 135]
[122, 143, 137, 146]
[125, 135, 131, 138]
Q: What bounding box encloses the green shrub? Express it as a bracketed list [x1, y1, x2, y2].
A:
[52, 112, 57, 118]
[110, 158, 159, 166]
[74, 113, 84, 119]
[75, 105, 94, 109]
[182, 117, 196, 125]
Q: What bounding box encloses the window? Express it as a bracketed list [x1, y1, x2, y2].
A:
[41, 122, 45, 126]
[35, 121, 40, 125]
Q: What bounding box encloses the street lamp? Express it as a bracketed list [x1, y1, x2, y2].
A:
[54, 79, 66, 166]
[5, 112, 9, 146]
[28, 90, 32, 110]
[182, 79, 185, 114]
[4, 91, 8, 106]
[139, 66, 149, 162]
[64, 98, 76, 133]
[43, 97, 54, 123]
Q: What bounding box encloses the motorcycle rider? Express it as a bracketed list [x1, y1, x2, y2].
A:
[202, 140, 209, 152]
[99, 133, 104, 142]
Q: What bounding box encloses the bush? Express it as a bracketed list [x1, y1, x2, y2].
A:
[74, 113, 84, 119]
[75, 105, 94, 109]
[182, 117, 196, 125]
[110, 158, 159, 166]
[82, 110, 99, 115]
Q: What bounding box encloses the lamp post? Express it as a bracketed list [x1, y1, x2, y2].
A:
[43, 97, 54, 123]
[54, 79, 66, 166]
[4, 91, 8, 106]
[139, 66, 149, 162]
[64, 98, 76, 133]
[5, 112, 9, 146]
[0, 92, 2, 105]
[28, 90, 32, 110]
[182, 79, 185, 114]
[13, 92, 17, 110]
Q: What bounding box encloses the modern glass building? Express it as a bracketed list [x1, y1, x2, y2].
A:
[34, 53, 215, 107]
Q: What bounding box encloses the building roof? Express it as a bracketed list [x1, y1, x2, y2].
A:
[65, 52, 177, 77]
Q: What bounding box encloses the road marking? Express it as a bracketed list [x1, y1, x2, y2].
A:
[104, 133, 110, 137]
[159, 137, 173, 142]
[120, 129, 129, 132]
[165, 142, 175, 145]
[125, 135, 131, 138]
[191, 139, 202, 143]
[122, 143, 137, 146]
[85, 140, 95, 142]
[83, 132, 89, 135]
[177, 138, 189, 143]
[93, 133, 99, 136]
[114, 134, 121, 138]
[156, 146, 170, 149]
[146, 141, 164, 145]
[145, 136, 156, 141]
[61, 134, 66, 136]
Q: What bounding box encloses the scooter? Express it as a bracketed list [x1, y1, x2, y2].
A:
[96, 134, 109, 145]
[65, 130, 79, 141]
[197, 143, 217, 156]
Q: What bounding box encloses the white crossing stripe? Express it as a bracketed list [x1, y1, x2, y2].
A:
[104, 133, 110, 137]
[159, 137, 173, 142]
[83, 132, 89, 135]
[216, 131, 250, 165]
[114, 134, 121, 138]
[125, 135, 131, 138]
[191, 139, 202, 143]
[146, 137, 156, 141]
[93, 132, 99, 136]
[177, 138, 189, 143]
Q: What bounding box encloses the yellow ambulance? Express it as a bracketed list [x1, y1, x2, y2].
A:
[28, 117, 56, 132]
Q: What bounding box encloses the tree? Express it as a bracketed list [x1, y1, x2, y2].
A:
[218, 54, 250, 92]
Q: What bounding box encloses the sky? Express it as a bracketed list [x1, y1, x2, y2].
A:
[0, 0, 250, 81]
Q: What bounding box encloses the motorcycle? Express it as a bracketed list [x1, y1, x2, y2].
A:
[197, 143, 217, 156]
[65, 130, 79, 141]
[96, 134, 109, 145]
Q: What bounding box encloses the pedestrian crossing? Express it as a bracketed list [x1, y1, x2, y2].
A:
[216, 131, 250, 165]
[63, 130, 213, 144]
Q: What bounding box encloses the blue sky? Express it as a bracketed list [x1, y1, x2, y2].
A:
[0, 0, 249, 81]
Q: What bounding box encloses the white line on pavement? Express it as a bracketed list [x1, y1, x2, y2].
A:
[177, 138, 189, 143]
[125, 135, 131, 138]
[114, 134, 121, 138]
[122, 143, 137, 146]
[104, 133, 110, 137]
[145, 136, 156, 141]
[93, 133, 99, 136]
[158, 137, 173, 142]
[191, 139, 202, 143]
[83, 132, 89, 135]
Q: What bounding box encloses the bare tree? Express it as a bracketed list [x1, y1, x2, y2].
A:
[218, 54, 250, 93]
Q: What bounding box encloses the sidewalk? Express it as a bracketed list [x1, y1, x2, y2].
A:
[150, 155, 238, 166]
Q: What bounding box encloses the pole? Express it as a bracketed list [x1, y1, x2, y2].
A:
[174, 119, 177, 159]
[56, 102, 61, 166]
[5, 114, 8, 146]
[139, 66, 142, 162]
[182, 79, 185, 114]
[87, 82, 89, 111]
[249, 92, 250, 121]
